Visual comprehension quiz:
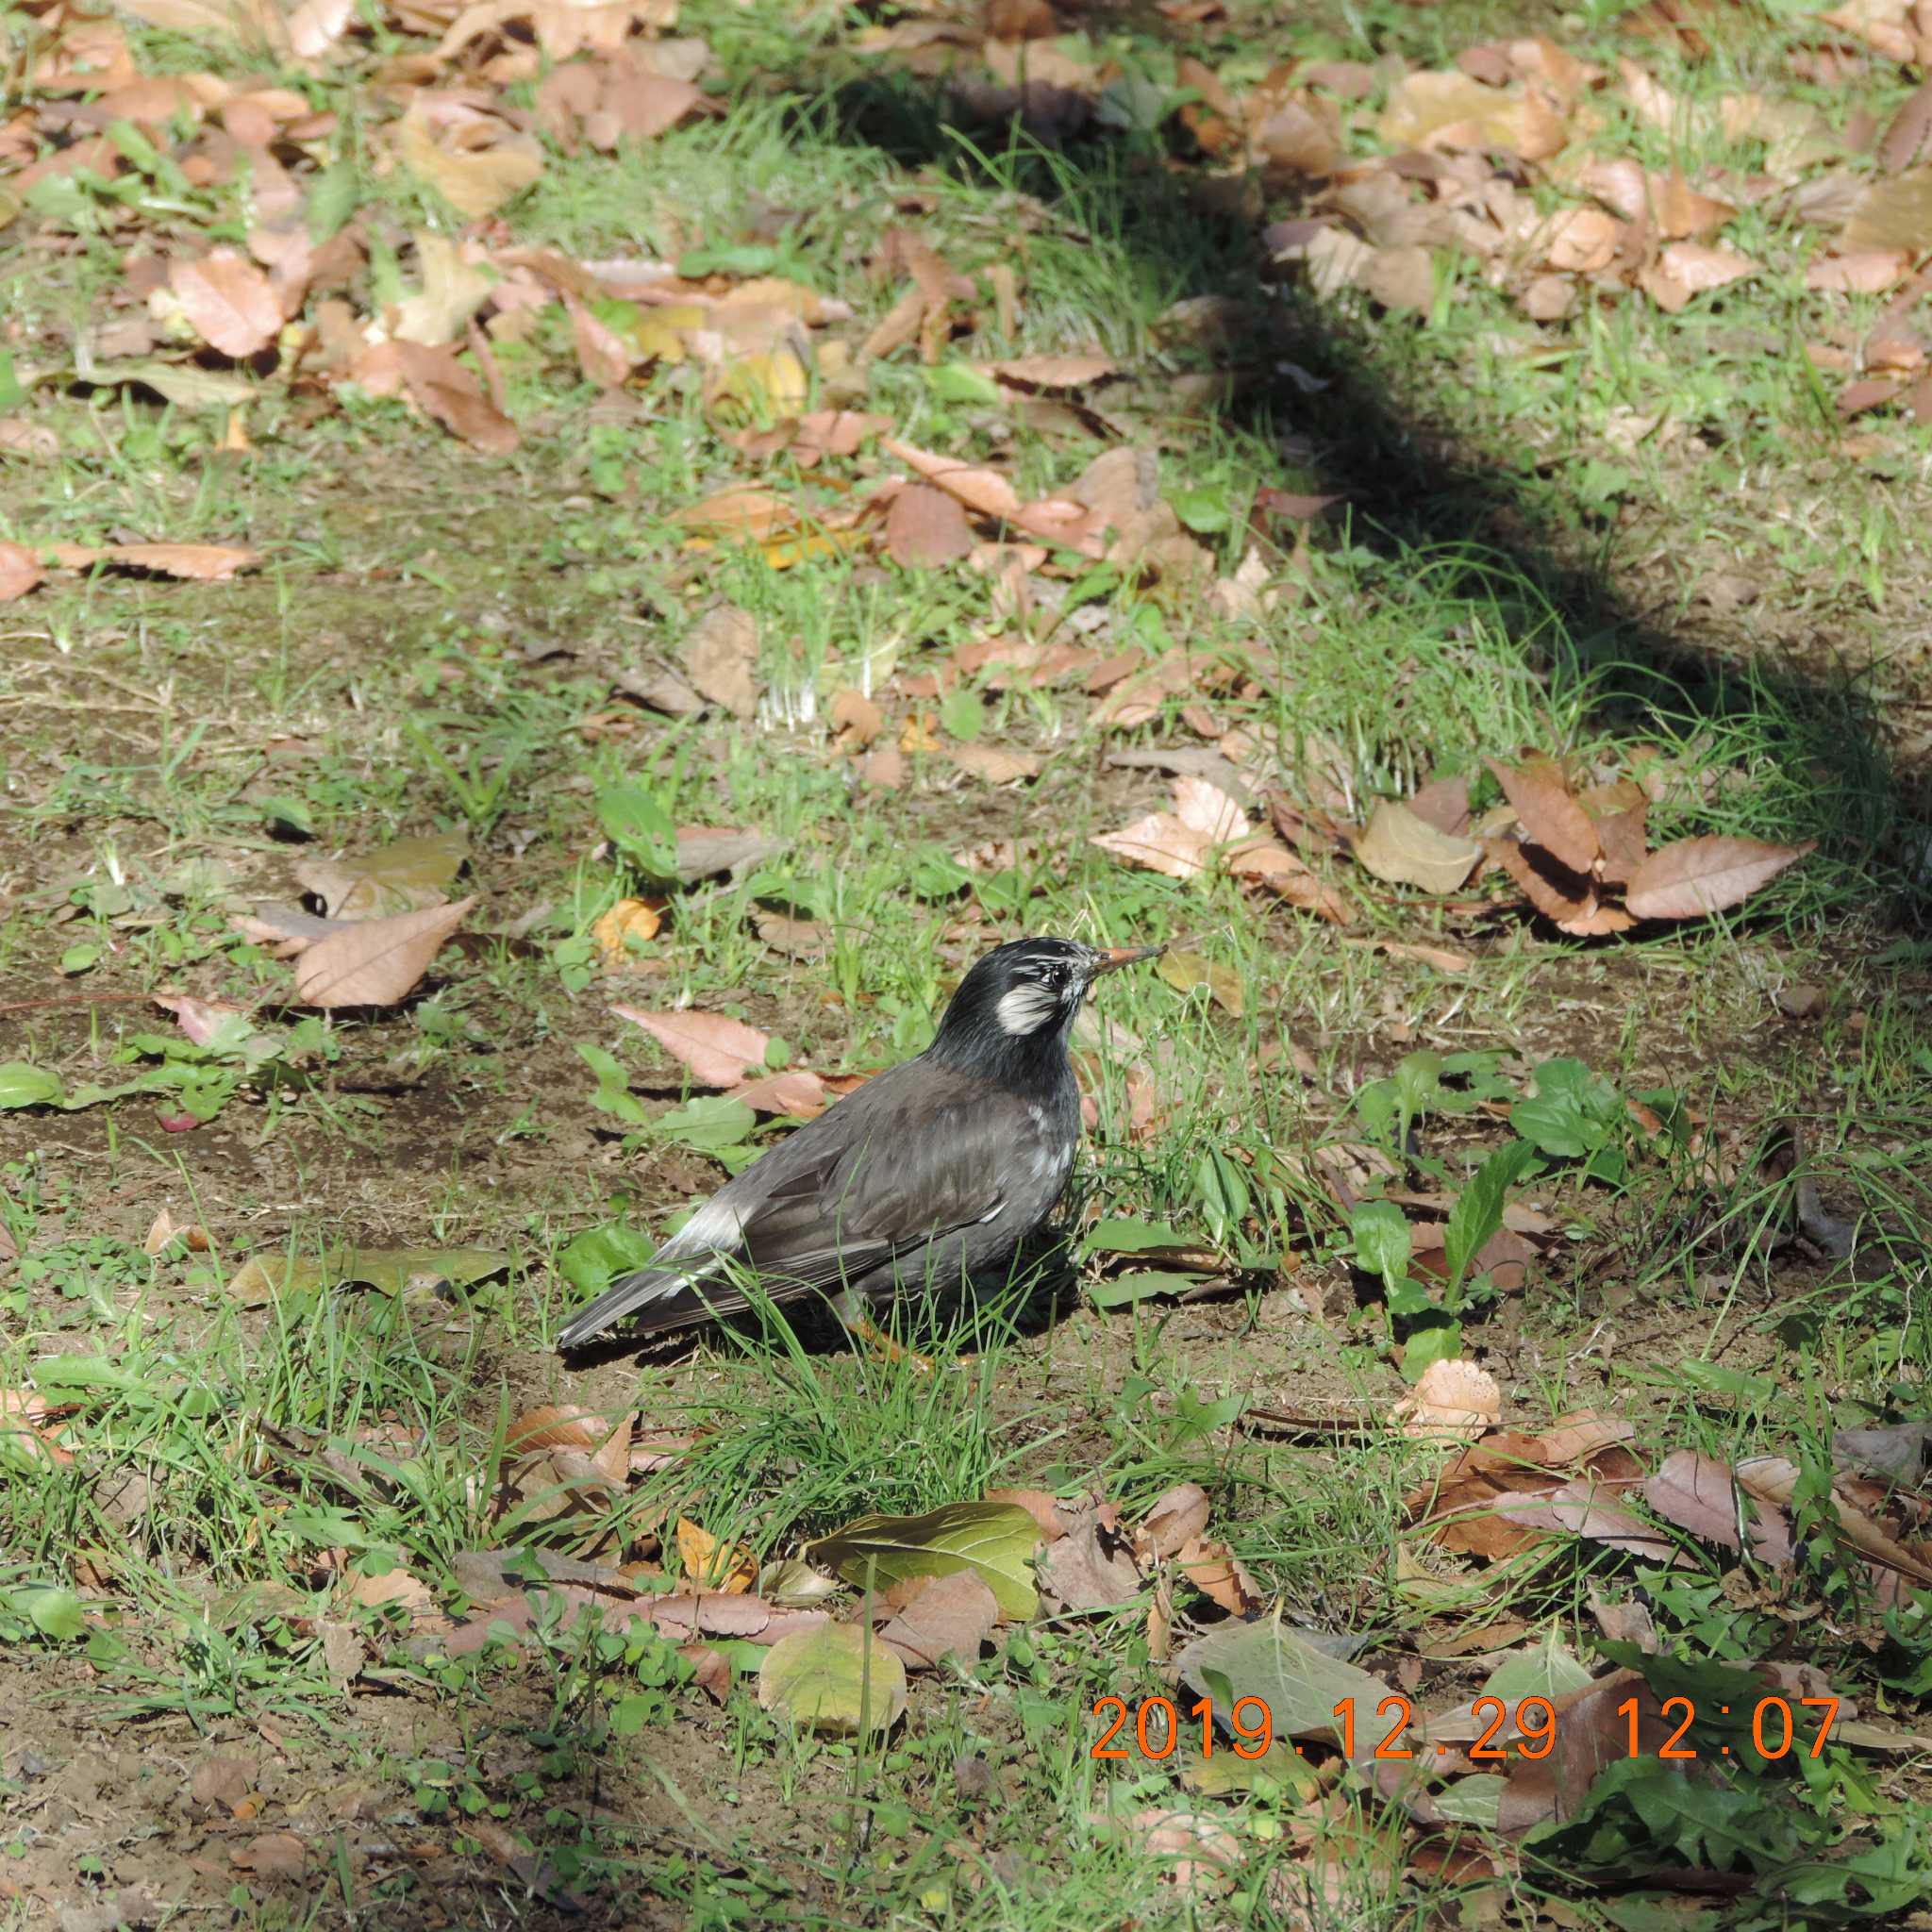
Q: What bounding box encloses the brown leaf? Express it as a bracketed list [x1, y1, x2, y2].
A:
[191, 1753, 258, 1815]
[986, 354, 1115, 389]
[508, 1406, 632, 1485]
[683, 604, 759, 717]
[0, 541, 44, 603]
[612, 1007, 769, 1086]
[1041, 1514, 1142, 1611]
[829, 688, 884, 749]
[564, 291, 632, 387]
[396, 341, 518, 455]
[1140, 1481, 1211, 1560]
[885, 483, 975, 566]
[1880, 79, 1932, 175]
[985, 1487, 1070, 1541]
[94, 542, 259, 580]
[291, 895, 475, 1008]
[880, 437, 1021, 522]
[1389, 1359, 1502, 1444]
[1408, 770, 1473, 837]
[754, 909, 831, 958]
[1484, 756, 1599, 873]
[873, 1569, 1000, 1669]
[1642, 1450, 1744, 1543]
[1640, 241, 1758, 311]
[1737, 1456, 1932, 1583]
[1495, 1478, 1679, 1561]
[1091, 775, 1252, 879]
[1112, 1807, 1243, 1896]
[1487, 837, 1591, 922]
[232, 1831, 306, 1880]
[1624, 835, 1814, 920]
[171, 249, 281, 358]
[1807, 250, 1910, 293]
[732, 1070, 831, 1118]
[396, 93, 542, 218]
[1355, 799, 1482, 892]
[1543, 208, 1623, 273]
[1175, 1535, 1260, 1615]
[1377, 69, 1567, 159]
[1843, 167, 1932, 253]
[948, 744, 1040, 784]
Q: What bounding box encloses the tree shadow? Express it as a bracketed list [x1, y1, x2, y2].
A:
[789, 51, 1924, 923]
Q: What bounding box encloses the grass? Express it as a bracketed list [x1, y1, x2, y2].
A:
[3, 0, 1932, 1921]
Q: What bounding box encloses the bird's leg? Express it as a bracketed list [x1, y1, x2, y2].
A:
[847, 1310, 934, 1374]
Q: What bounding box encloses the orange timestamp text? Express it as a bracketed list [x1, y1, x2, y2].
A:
[1091, 1693, 1841, 1763]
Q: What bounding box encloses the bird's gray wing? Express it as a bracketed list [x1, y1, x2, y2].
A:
[556, 1064, 1027, 1348]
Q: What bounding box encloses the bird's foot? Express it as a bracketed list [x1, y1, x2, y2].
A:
[851, 1313, 934, 1374]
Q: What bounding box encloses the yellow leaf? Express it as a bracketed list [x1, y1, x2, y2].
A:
[675, 1518, 757, 1592]
[592, 897, 663, 968]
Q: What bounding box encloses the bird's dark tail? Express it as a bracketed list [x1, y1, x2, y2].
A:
[555, 1257, 738, 1351]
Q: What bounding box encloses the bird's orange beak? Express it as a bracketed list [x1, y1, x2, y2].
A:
[1089, 943, 1164, 976]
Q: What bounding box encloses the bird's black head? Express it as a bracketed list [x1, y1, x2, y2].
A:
[925, 937, 1159, 1085]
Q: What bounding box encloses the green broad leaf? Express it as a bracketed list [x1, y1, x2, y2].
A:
[58, 943, 101, 975]
[1512, 1058, 1624, 1160]
[908, 849, 972, 899]
[558, 1223, 656, 1296]
[809, 1501, 1043, 1620]
[1672, 1359, 1780, 1407]
[1175, 1611, 1395, 1764]
[1444, 1140, 1538, 1292]
[1399, 1320, 1463, 1379]
[1088, 1271, 1201, 1309]
[260, 795, 313, 837]
[1428, 1774, 1508, 1828]
[595, 783, 678, 880]
[1171, 486, 1231, 534]
[924, 363, 1005, 408]
[757, 1623, 907, 1736]
[1481, 1628, 1595, 1706]
[1078, 1217, 1185, 1257]
[0, 1063, 66, 1109]
[0, 1583, 86, 1641]
[654, 1094, 756, 1152]
[939, 687, 985, 741]
[578, 1041, 648, 1124]
[1350, 1199, 1411, 1294]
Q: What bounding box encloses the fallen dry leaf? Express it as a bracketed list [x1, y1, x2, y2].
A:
[1091, 775, 1253, 880]
[873, 1570, 1000, 1669]
[1624, 835, 1815, 921]
[1391, 1359, 1503, 1444]
[591, 897, 663, 968]
[171, 249, 281, 358]
[0, 541, 44, 603]
[1355, 798, 1482, 893]
[613, 1006, 770, 1086]
[676, 1518, 758, 1593]
[684, 604, 759, 717]
[396, 92, 543, 219]
[1485, 756, 1599, 874]
[886, 483, 976, 566]
[291, 896, 476, 1008]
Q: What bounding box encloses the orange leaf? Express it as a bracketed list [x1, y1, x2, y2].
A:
[675, 1518, 757, 1592]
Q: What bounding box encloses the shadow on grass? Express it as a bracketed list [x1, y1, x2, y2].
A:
[794, 58, 1926, 928]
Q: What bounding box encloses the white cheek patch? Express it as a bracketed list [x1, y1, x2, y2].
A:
[996, 982, 1062, 1035]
